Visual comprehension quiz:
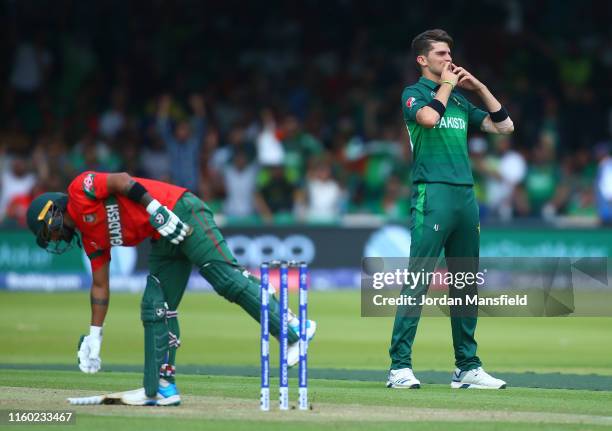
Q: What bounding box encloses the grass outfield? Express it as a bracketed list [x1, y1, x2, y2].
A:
[2, 291, 611, 374]
[1, 291, 612, 430]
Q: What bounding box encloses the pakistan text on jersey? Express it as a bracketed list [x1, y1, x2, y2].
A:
[434, 116, 466, 130]
[105, 203, 124, 246]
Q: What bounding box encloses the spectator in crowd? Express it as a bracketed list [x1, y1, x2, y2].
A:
[281, 114, 323, 184]
[198, 127, 224, 207]
[255, 158, 297, 223]
[359, 134, 409, 214]
[213, 123, 256, 170]
[296, 154, 344, 222]
[256, 109, 285, 168]
[37, 134, 74, 187]
[120, 141, 147, 178]
[9, 32, 53, 96]
[366, 174, 410, 219]
[476, 135, 527, 220]
[0, 153, 37, 223]
[5, 182, 46, 227]
[203, 127, 227, 175]
[98, 87, 128, 140]
[157, 93, 206, 194]
[468, 136, 489, 217]
[222, 150, 258, 218]
[69, 131, 120, 173]
[564, 147, 597, 217]
[141, 133, 171, 183]
[515, 134, 569, 219]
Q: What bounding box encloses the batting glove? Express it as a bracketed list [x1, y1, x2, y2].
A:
[146, 199, 190, 244]
[78, 326, 103, 374]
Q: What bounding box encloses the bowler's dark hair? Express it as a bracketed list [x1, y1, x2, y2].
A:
[411, 29, 453, 57]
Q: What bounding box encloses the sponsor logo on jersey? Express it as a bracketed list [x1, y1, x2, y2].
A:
[406, 97, 416, 109]
[105, 201, 123, 246]
[435, 116, 466, 130]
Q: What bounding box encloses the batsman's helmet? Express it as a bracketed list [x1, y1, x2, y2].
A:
[26, 192, 80, 254]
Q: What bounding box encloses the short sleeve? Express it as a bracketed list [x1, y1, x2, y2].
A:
[466, 100, 488, 129]
[77, 171, 110, 200]
[82, 238, 111, 272]
[401, 88, 427, 122]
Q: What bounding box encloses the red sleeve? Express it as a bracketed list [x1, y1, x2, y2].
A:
[77, 171, 110, 200]
[83, 238, 111, 271]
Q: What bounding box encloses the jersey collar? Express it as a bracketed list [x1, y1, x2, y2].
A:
[419, 76, 440, 90]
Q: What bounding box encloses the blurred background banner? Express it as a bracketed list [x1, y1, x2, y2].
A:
[2, 225, 611, 291]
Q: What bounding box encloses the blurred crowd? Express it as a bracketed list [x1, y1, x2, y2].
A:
[0, 0, 611, 227]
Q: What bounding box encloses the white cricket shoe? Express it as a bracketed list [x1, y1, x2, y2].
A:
[287, 319, 317, 367]
[120, 378, 181, 406]
[450, 367, 507, 389]
[386, 368, 421, 389]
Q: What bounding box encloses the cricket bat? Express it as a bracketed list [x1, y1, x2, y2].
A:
[67, 388, 143, 405]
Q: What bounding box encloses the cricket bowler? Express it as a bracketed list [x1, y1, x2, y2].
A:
[26, 171, 316, 405]
[387, 29, 513, 389]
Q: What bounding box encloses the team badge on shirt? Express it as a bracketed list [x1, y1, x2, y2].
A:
[83, 213, 97, 223]
[405, 97, 416, 109]
[83, 173, 96, 199]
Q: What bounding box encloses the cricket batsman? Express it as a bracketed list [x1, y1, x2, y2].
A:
[26, 171, 316, 405]
[387, 29, 513, 389]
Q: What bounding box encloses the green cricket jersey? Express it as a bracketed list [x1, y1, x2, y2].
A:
[402, 77, 488, 185]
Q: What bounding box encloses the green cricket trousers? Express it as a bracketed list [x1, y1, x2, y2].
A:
[389, 183, 482, 371]
[147, 192, 299, 381]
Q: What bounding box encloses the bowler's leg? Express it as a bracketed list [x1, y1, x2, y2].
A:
[389, 183, 449, 370]
[444, 186, 482, 371]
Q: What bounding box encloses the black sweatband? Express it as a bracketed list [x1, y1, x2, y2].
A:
[127, 181, 148, 203]
[426, 99, 446, 118]
[489, 106, 509, 123]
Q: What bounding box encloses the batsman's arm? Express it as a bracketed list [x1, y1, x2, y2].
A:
[90, 262, 110, 326]
[106, 172, 155, 207]
[78, 262, 108, 373]
[106, 172, 190, 244]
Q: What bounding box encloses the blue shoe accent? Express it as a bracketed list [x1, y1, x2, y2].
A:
[158, 383, 179, 398]
[289, 319, 316, 341]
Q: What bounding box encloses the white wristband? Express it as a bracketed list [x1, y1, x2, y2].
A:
[90, 326, 103, 337]
[146, 199, 162, 215]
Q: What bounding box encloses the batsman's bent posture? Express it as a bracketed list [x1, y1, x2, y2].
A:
[387, 29, 514, 390]
[26, 171, 316, 406]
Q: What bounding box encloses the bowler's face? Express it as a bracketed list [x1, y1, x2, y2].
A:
[421, 42, 452, 75]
